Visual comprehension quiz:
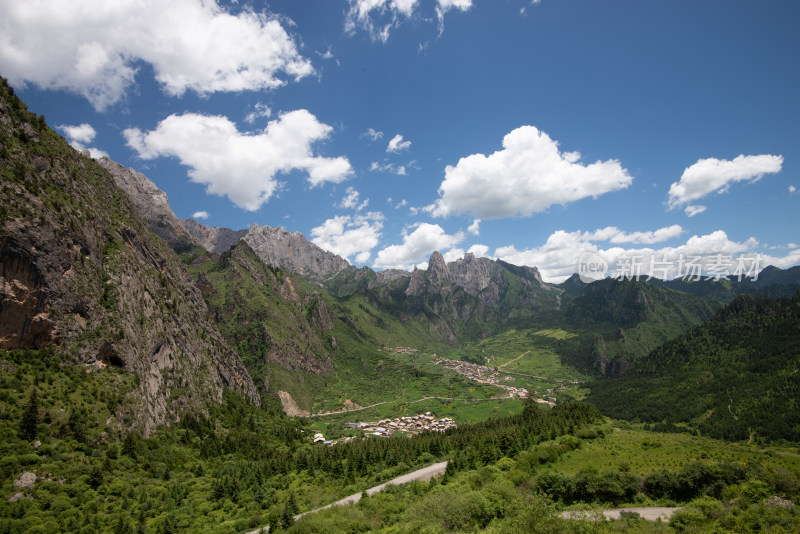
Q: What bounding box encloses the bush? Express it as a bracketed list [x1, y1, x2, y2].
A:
[670, 507, 708, 532]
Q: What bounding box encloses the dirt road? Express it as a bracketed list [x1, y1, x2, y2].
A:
[560, 507, 681, 522]
[245, 461, 448, 533]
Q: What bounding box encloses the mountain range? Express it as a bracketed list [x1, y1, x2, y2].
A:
[4, 77, 800, 436]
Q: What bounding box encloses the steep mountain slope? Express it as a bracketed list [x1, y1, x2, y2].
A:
[392, 251, 561, 341]
[182, 242, 337, 391]
[96, 157, 197, 250]
[182, 217, 248, 254]
[557, 277, 720, 375]
[0, 78, 258, 434]
[657, 265, 800, 304]
[587, 292, 800, 441]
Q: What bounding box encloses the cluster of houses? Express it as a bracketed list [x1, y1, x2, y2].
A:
[381, 346, 420, 354]
[432, 357, 530, 398]
[345, 412, 457, 437]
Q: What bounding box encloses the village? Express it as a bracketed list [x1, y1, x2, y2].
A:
[431, 356, 531, 399]
[312, 412, 457, 445]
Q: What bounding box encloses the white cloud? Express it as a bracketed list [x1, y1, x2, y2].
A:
[443, 248, 465, 262]
[435, 0, 471, 35]
[191, 210, 209, 220]
[345, 0, 420, 42]
[340, 187, 369, 211]
[59, 123, 96, 145]
[496, 228, 766, 283]
[374, 223, 464, 270]
[124, 110, 352, 211]
[57, 123, 109, 159]
[467, 244, 490, 258]
[436, 0, 472, 9]
[363, 128, 384, 142]
[668, 154, 783, 210]
[346, 0, 471, 41]
[584, 224, 684, 245]
[310, 212, 383, 263]
[467, 219, 481, 236]
[244, 103, 272, 124]
[387, 134, 412, 153]
[430, 125, 633, 219]
[0, 0, 313, 111]
[370, 160, 407, 175]
[684, 205, 707, 217]
[790, 185, 797, 195]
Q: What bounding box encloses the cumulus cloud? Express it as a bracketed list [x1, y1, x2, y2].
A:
[386, 134, 412, 153]
[374, 223, 464, 270]
[495, 228, 769, 283]
[667, 154, 783, 211]
[191, 210, 209, 220]
[584, 224, 684, 245]
[57, 123, 109, 159]
[340, 187, 369, 211]
[0, 0, 313, 110]
[430, 125, 633, 219]
[467, 219, 481, 236]
[790, 185, 797, 195]
[310, 212, 383, 263]
[244, 103, 272, 124]
[467, 244, 490, 257]
[443, 248, 465, 262]
[345, 0, 471, 42]
[684, 205, 707, 217]
[123, 110, 352, 211]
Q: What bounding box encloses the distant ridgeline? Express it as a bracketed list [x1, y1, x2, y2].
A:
[588, 292, 800, 441]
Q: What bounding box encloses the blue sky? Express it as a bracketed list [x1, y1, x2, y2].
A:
[2, 0, 799, 281]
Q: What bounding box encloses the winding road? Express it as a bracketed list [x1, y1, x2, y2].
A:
[560, 507, 681, 522]
[244, 462, 449, 533]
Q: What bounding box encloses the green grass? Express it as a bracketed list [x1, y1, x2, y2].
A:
[532, 328, 578, 340]
[548, 427, 800, 477]
[442, 328, 589, 382]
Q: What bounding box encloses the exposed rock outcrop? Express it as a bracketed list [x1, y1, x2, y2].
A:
[0, 80, 259, 435]
[182, 218, 248, 254]
[97, 158, 196, 249]
[244, 223, 352, 286]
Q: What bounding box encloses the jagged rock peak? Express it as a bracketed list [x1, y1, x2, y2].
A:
[182, 218, 248, 254]
[97, 157, 194, 247]
[449, 253, 494, 295]
[427, 251, 452, 282]
[243, 223, 352, 285]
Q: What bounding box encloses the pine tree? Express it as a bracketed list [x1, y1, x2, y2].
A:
[19, 387, 39, 440]
[280, 504, 294, 529]
[286, 491, 299, 515]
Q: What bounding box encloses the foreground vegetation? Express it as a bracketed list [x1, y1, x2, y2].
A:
[2, 345, 798, 532]
[1, 348, 605, 533]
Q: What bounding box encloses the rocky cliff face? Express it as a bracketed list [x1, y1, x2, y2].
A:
[397, 250, 560, 340]
[243, 223, 353, 287]
[97, 157, 360, 289]
[0, 79, 259, 435]
[182, 218, 248, 254]
[97, 157, 196, 249]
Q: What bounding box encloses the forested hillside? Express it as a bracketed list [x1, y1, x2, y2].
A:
[588, 293, 800, 441]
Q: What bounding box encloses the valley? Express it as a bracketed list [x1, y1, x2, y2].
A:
[1, 79, 800, 533]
